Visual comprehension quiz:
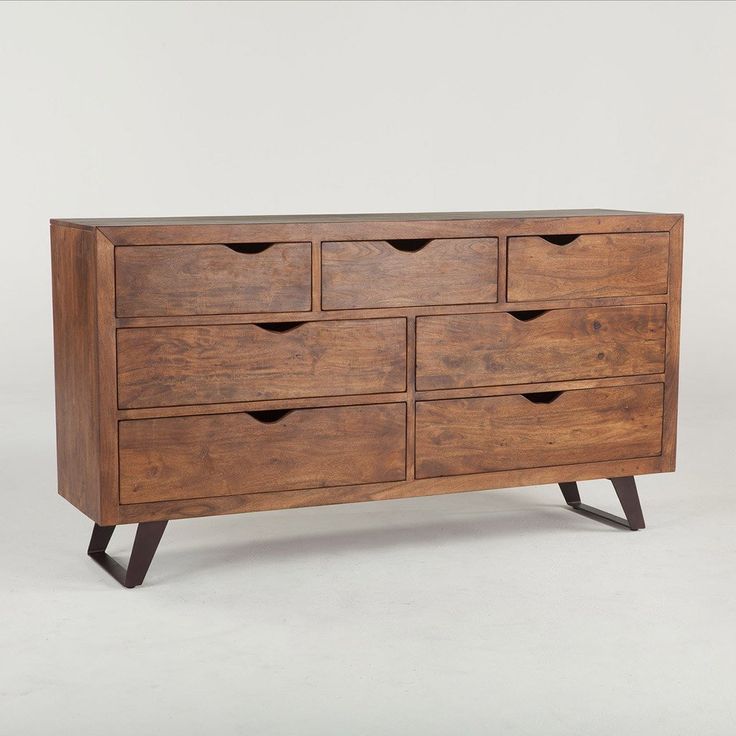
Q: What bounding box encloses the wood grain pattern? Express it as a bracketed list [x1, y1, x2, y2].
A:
[115, 243, 311, 317]
[415, 384, 664, 479]
[51, 224, 101, 520]
[117, 318, 406, 409]
[416, 305, 666, 390]
[321, 238, 498, 309]
[507, 232, 669, 301]
[119, 403, 406, 504]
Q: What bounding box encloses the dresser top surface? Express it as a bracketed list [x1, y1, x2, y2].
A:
[51, 209, 679, 230]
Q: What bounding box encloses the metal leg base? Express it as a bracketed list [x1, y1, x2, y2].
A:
[87, 521, 168, 588]
[559, 476, 645, 531]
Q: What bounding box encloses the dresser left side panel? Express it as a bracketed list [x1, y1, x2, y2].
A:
[51, 225, 118, 524]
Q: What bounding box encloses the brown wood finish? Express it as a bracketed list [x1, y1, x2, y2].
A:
[321, 238, 498, 309]
[51, 224, 102, 520]
[115, 243, 311, 317]
[507, 232, 670, 301]
[117, 318, 406, 408]
[51, 211, 682, 544]
[415, 384, 664, 479]
[416, 304, 666, 390]
[50, 226, 118, 525]
[119, 403, 406, 504]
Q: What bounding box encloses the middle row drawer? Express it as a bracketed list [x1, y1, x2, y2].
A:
[117, 305, 666, 409]
[117, 318, 407, 409]
[416, 304, 666, 390]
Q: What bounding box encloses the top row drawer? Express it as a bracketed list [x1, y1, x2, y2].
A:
[321, 237, 498, 309]
[115, 237, 499, 317]
[507, 232, 669, 302]
[115, 232, 669, 317]
[116, 242, 312, 318]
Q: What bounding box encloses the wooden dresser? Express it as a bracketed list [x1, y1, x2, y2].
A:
[51, 210, 683, 587]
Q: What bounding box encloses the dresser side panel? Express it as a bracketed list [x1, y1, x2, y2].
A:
[51, 224, 101, 520]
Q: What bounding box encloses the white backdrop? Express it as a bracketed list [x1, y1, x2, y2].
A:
[1, 2, 735, 735]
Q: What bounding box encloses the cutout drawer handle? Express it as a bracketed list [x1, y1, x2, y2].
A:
[521, 391, 563, 404]
[508, 310, 548, 322]
[245, 409, 293, 423]
[386, 238, 432, 252]
[541, 234, 580, 246]
[223, 243, 274, 254]
[254, 321, 305, 333]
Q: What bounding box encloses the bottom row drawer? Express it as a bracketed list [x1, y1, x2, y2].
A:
[119, 384, 663, 504]
[119, 403, 407, 504]
[416, 383, 663, 478]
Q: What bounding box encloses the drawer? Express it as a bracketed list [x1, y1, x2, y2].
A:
[115, 242, 311, 317]
[119, 403, 406, 503]
[416, 304, 666, 390]
[321, 237, 498, 309]
[117, 318, 406, 409]
[416, 384, 663, 478]
[507, 232, 669, 301]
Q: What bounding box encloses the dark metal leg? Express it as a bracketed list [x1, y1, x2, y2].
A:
[87, 521, 168, 588]
[558, 476, 645, 531]
[610, 476, 645, 530]
[559, 481, 581, 506]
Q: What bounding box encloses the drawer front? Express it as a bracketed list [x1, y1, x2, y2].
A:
[115, 243, 311, 317]
[416, 384, 663, 478]
[119, 403, 406, 503]
[321, 238, 498, 309]
[507, 232, 669, 301]
[416, 304, 666, 390]
[117, 318, 407, 409]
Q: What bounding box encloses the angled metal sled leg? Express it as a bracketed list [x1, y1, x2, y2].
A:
[87, 521, 168, 588]
[559, 476, 645, 531]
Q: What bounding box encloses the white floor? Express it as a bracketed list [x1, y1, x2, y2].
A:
[2, 394, 734, 736]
